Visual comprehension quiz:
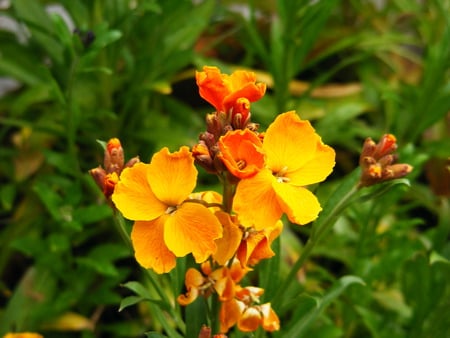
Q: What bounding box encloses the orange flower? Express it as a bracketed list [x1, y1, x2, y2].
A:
[218, 129, 265, 179]
[219, 286, 279, 333]
[112, 146, 222, 273]
[177, 260, 247, 306]
[236, 220, 283, 268]
[196, 66, 266, 128]
[233, 111, 335, 229]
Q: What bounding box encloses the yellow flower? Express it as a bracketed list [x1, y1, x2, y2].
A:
[112, 146, 222, 273]
[3, 334, 43, 338]
[233, 111, 335, 229]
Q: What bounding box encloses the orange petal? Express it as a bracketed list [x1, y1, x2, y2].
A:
[147, 147, 197, 206]
[213, 211, 243, 265]
[238, 307, 262, 332]
[196, 66, 228, 111]
[260, 303, 280, 331]
[233, 169, 283, 230]
[164, 202, 222, 262]
[218, 129, 264, 179]
[220, 299, 243, 333]
[131, 218, 176, 273]
[287, 140, 335, 186]
[177, 268, 205, 305]
[273, 182, 322, 225]
[263, 111, 322, 174]
[112, 163, 167, 221]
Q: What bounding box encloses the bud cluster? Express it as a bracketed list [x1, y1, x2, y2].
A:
[89, 138, 139, 198]
[359, 134, 413, 187]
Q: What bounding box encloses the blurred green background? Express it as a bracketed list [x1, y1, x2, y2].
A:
[0, 0, 449, 337]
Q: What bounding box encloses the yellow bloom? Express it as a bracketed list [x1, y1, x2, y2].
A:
[3, 334, 43, 338]
[233, 111, 335, 229]
[112, 146, 222, 273]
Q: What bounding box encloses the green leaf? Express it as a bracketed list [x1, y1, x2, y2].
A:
[118, 295, 145, 312]
[284, 275, 365, 336]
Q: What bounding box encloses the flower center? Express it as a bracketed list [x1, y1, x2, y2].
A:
[165, 206, 177, 214]
[237, 159, 247, 170]
[273, 166, 290, 183]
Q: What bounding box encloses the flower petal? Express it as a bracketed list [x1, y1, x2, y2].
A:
[213, 212, 242, 265]
[260, 303, 280, 331]
[272, 182, 322, 225]
[131, 218, 176, 274]
[164, 202, 222, 262]
[147, 147, 197, 206]
[196, 66, 228, 111]
[177, 268, 205, 305]
[263, 111, 321, 174]
[112, 163, 166, 221]
[238, 307, 262, 332]
[287, 140, 335, 186]
[234, 169, 283, 230]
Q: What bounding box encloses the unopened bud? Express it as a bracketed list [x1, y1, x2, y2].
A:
[104, 138, 124, 174]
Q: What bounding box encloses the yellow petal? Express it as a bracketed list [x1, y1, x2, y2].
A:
[287, 141, 335, 186]
[263, 111, 321, 174]
[131, 218, 177, 274]
[213, 212, 243, 265]
[238, 307, 262, 332]
[234, 169, 283, 230]
[112, 163, 167, 221]
[273, 182, 322, 225]
[147, 146, 197, 206]
[164, 202, 222, 262]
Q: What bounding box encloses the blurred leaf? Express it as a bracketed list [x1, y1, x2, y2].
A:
[283, 275, 365, 336]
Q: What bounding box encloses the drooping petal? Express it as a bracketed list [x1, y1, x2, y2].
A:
[177, 268, 205, 305]
[233, 169, 283, 230]
[218, 129, 264, 179]
[287, 140, 335, 186]
[112, 163, 167, 221]
[238, 307, 262, 332]
[272, 182, 322, 225]
[131, 218, 176, 274]
[260, 303, 280, 331]
[213, 211, 243, 265]
[220, 299, 243, 333]
[147, 147, 197, 206]
[263, 111, 322, 174]
[164, 202, 222, 262]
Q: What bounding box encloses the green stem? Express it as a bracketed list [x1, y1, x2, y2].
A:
[272, 175, 360, 308]
[113, 212, 185, 334]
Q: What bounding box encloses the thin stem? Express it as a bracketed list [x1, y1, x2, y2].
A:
[272, 183, 360, 308]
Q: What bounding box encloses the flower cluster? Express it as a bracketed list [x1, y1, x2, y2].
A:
[97, 66, 335, 334]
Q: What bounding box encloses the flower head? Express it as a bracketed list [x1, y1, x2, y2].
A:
[196, 66, 266, 129]
[233, 111, 336, 229]
[218, 129, 265, 179]
[112, 146, 222, 273]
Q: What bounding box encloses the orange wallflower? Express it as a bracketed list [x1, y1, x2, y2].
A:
[233, 111, 335, 230]
[219, 286, 279, 333]
[196, 66, 266, 128]
[236, 220, 283, 268]
[112, 146, 222, 273]
[218, 129, 265, 179]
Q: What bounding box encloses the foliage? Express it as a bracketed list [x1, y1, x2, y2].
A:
[0, 0, 449, 337]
